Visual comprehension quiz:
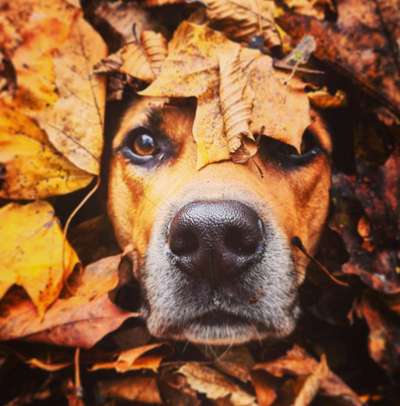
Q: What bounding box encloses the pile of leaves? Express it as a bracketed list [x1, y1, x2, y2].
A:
[0, 0, 399, 405]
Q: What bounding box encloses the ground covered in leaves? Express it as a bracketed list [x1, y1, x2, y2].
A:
[0, 0, 399, 405]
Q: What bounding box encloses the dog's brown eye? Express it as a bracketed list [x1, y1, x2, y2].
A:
[132, 133, 157, 156]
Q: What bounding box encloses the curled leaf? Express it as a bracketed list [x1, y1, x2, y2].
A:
[141, 30, 168, 76]
[204, 0, 281, 50]
[219, 48, 252, 153]
[120, 43, 156, 81]
[307, 88, 347, 109]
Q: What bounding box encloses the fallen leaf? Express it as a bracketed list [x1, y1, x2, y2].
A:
[277, 0, 400, 115]
[27, 358, 71, 372]
[307, 88, 347, 109]
[293, 355, 329, 406]
[179, 362, 257, 405]
[283, 0, 336, 20]
[250, 371, 277, 406]
[0, 254, 138, 348]
[97, 376, 162, 404]
[89, 343, 167, 373]
[204, 0, 281, 50]
[0, 201, 79, 316]
[0, 104, 93, 199]
[254, 346, 361, 405]
[141, 21, 311, 168]
[1, 0, 107, 175]
[141, 30, 168, 76]
[354, 294, 400, 375]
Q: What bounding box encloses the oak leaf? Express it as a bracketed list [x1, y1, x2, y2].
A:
[0, 201, 78, 316]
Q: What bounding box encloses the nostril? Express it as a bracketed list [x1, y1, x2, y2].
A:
[224, 224, 262, 256]
[169, 228, 199, 256]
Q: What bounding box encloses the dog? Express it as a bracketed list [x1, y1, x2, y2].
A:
[107, 94, 332, 345]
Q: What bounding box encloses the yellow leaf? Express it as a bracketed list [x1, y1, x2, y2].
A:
[1, 0, 107, 175]
[90, 343, 167, 373]
[141, 30, 168, 76]
[0, 201, 79, 316]
[0, 104, 93, 199]
[141, 22, 311, 166]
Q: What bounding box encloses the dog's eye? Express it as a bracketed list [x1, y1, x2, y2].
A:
[121, 127, 162, 164]
[259, 129, 322, 168]
[132, 132, 157, 156]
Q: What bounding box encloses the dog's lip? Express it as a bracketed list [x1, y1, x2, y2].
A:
[191, 310, 251, 326]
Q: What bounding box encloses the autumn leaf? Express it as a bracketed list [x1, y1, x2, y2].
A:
[141, 21, 311, 168]
[203, 0, 281, 50]
[0, 104, 93, 199]
[89, 343, 167, 373]
[0, 0, 107, 176]
[0, 253, 138, 348]
[95, 30, 167, 82]
[179, 362, 257, 405]
[307, 88, 347, 109]
[97, 376, 162, 404]
[0, 201, 79, 316]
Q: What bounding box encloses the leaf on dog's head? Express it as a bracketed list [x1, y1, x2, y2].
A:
[141, 22, 311, 167]
[1, 0, 107, 176]
[95, 30, 168, 83]
[0, 201, 79, 316]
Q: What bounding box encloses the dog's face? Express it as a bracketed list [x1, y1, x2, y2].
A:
[108, 96, 332, 345]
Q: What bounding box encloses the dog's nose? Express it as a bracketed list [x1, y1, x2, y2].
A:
[168, 200, 264, 281]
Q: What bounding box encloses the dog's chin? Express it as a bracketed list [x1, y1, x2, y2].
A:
[147, 310, 298, 345]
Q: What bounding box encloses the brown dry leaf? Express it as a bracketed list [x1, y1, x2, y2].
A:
[179, 363, 257, 405]
[0, 0, 107, 176]
[0, 254, 138, 348]
[0, 104, 93, 199]
[95, 30, 167, 82]
[142, 30, 168, 76]
[89, 343, 166, 373]
[250, 371, 277, 406]
[218, 47, 255, 160]
[141, 22, 311, 168]
[355, 294, 400, 375]
[293, 355, 329, 406]
[0, 201, 79, 316]
[307, 88, 347, 109]
[27, 358, 71, 372]
[97, 376, 162, 404]
[254, 346, 361, 405]
[277, 0, 400, 115]
[204, 0, 281, 50]
[283, 0, 336, 20]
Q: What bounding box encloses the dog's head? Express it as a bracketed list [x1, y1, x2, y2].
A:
[107, 92, 332, 345]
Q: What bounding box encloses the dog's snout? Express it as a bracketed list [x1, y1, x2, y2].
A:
[168, 200, 264, 281]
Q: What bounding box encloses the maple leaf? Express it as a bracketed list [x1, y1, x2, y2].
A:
[0, 201, 79, 316]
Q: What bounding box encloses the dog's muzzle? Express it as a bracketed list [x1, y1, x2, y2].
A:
[167, 200, 265, 285]
[142, 196, 299, 345]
